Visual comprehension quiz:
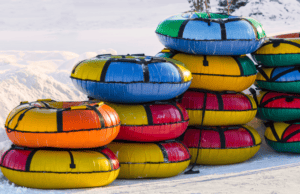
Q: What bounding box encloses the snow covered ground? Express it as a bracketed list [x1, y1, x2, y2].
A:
[1, 0, 300, 193]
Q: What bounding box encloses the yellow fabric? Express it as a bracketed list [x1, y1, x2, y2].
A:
[177, 64, 192, 82]
[106, 103, 148, 125]
[30, 150, 112, 172]
[6, 106, 57, 132]
[0, 168, 119, 189]
[163, 50, 256, 91]
[71, 59, 106, 81]
[191, 75, 256, 91]
[255, 39, 300, 54]
[188, 110, 257, 126]
[108, 142, 190, 179]
[244, 125, 262, 145]
[189, 146, 260, 165]
[173, 54, 242, 76]
[264, 122, 290, 141]
[108, 142, 165, 163]
[256, 67, 273, 81]
[116, 161, 190, 179]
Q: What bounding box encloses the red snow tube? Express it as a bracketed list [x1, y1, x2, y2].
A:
[181, 125, 261, 165]
[257, 91, 300, 122]
[107, 102, 189, 142]
[180, 89, 257, 126]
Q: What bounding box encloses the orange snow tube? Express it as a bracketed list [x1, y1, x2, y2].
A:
[5, 100, 120, 149]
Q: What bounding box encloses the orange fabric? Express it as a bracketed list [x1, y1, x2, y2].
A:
[6, 126, 120, 148]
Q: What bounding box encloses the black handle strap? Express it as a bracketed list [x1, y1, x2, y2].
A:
[184, 92, 207, 174]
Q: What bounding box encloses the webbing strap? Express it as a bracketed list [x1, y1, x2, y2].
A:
[87, 105, 105, 128]
[184, 92, 207, 174]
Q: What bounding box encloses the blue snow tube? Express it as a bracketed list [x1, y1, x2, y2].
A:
[155, 12, 266, 55]
[70, 54, 192, 103]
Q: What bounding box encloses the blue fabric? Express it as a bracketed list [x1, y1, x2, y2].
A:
[148, 62, 181, 83]
[182, 21, 221, 40]
[272, 67, 300, 82]
[157, 33, 264, 55]
[71, 79, 191, 103]
[225, 20, 256, 40]
[105, 62, 144, 82]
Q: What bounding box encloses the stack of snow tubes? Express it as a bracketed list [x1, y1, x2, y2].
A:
[156, 12, 264, 166]
[1, 100, 121, 189]
[70, 54, 192, 178]
[252, 34, 300, 153]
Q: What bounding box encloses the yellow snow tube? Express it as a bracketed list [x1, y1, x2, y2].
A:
[108, 140, 191, 179]
[182, 125, 261, 165]
[0, 146, 120, 189]
[156, 48, 257, 92]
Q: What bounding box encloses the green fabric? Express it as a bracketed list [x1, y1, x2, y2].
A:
[194, 12, 229, 19]
[155, 19, 185, 37]
[237, 57, 257, 76]
[258, 108, 300, 122]
[256, 81, 300, 94]
[246, 18, 266, 39]
[265, 139, 300, 153]
[253, 54, 300, 67]
[156, 52, 173, 58]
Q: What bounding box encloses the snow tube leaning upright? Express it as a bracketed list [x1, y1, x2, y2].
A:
[106, 101, 189, 142]
[255, 90, 300, 122]
[108, 140, 190, 179]
[156, 48, 257, 92]
[5, 100, 120, 148]
[155, 12, 265, 55]
[181, 125, 261, 165]
[180, 89, 257, 126]
[0, 146, 120, 189]
[71, 54, 192, 103]
[252, 38, 300, 67]
[265, 122, 300, 153]
[256, 66, 300, 93]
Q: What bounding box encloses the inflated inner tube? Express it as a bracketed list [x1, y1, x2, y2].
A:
[255, 90, 300, 122]
[180, 89, 257, 126]
[108, 140, 191, 179]
[256, 66, 300, 93]
[181, 125, 261, 165]
[265, 122, 300, 153]
[156, 48, 257, 92]
[156, 12, 265, 55]
[71, 54, 192, 103]
[0, 146, 120, 189]
[252, 38, 300, 67]
[107, 101, 189, 142]
[5, 99, 120, 148]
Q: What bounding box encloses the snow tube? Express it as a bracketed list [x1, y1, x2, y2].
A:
[256, 66, 300, 93]
[181, 125, 261, 165]
[156, 48, 257, 92]
[71, 54, 192, 103]
[252, 38, 300, 67]
[255, 91, 300, 122]
[5, 100, 120, 149]
[155, 12, 265, 55]
[265, 122, 300, 153]
[180, 89, 257, 126]
[107, 101, 189, 142]
[0, 146, 119, 189]
[108, 140, 190, 178]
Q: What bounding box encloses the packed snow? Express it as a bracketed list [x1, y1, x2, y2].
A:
[1, 0, 300, 193]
